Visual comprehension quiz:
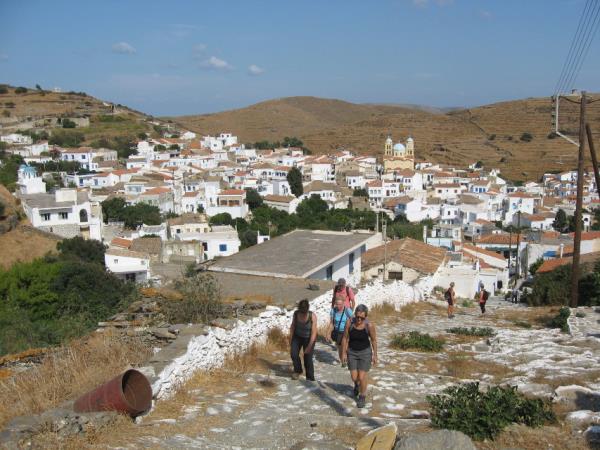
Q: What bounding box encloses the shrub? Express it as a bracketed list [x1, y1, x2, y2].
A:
[447, 327, 495, 337]
[520, 132, 533, 142]
[461, 299, 474, 308]
[488, 134, 496, 141]
[513, 320, 532, 329]
[575, 311, 586, 318]
[391, 331, 444, 352]
[547, 306, 570, 333]
[160, 272, 223, 324]
[62, 118, 77, 128]
[0, 85, 8, 94]
[427, 382, 556, 441]
[14, 86, 28, 94]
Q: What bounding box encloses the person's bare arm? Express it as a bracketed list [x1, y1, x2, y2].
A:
[307, 312, 318, 353]
[325, 313, 334, 343]
[349, 289, 356, 310]
[341, 318, 351, 363]
[289, 313, 295, 345]
[370, 323, 378, 365]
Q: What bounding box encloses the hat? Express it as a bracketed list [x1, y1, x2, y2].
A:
[337, 278, 346, 286]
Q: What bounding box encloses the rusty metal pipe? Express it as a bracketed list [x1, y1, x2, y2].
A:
[74, 369, 152, 417]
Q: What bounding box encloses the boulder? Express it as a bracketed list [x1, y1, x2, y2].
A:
[356, 423, 398, 450]
[151, 328, 177, 340]
[566, 410, 600, 429]
[394, 430, 476, 450]
[554, 385, 600, 411]
[584, 425, 600, 444]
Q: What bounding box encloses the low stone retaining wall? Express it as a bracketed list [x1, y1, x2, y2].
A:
[152, 278, 433, 399]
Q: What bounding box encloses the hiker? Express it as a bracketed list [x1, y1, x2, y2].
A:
[445, 282, 456, 318]
[331, 278, 355, 310]
[289, 299, 318, 381]
[479, 283, 489, 314]
[326, 294, 353, 366]
[341, 304, 378, 408]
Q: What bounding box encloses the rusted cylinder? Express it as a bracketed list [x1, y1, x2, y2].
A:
[74, 369, 152, 417]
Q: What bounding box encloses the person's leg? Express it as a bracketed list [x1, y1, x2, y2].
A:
[358, 370, 368, 395]
[290, 336, 302, 377]
[302, 337, 315, 381]
[337, 344, 344, 363]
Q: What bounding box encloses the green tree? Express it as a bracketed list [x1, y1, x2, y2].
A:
[552, 209, 568, 232]
[48, 130, 85, 147]
[529, 257, 544, 276]
[57, 236, 106, 266]
[592, 208, 600, 231]
[287, 167, 303, 198]
[0, 154, 25, 191]
[209, 212, 233, 226]
[155, 144, 167, 152]
[282, 136, 303, 148]
[121, 203, 162, 228]
[197, 204, 205, 213]
[520, 132, 533, 142]
[14, 86, 28, 94]
[0, 85, 8, 94]
[62, 118, 77, 128]
[353, 188, 368, 197]
[101, 197, 127, 223]
[245, 188, 263, 210]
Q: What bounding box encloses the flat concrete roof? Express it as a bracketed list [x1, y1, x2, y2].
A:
[209, 229, 375, 279]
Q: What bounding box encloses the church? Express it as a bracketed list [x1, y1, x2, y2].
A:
[383, 135, 415, 172]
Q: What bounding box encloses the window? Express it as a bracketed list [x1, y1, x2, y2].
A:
[219, 244, 227, 252]
[114, 259, 118, 264]
[349, 252, 355, 273]
[326, 265, 333, 280]
[81, 155, 85, 160]
[41, 213, 51, 221]
[59, 212, 68, 220]
[79, 209, 88, 222]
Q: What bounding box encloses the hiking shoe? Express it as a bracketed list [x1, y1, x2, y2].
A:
[357, 395, 366, 408]
[341, 362, 347, 368]
[291, 372, 300, 380]
[353, 383, 360, 397]
[306, 376, 316, 382]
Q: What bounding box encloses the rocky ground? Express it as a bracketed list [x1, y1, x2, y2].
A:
[44, 296, 600, 450]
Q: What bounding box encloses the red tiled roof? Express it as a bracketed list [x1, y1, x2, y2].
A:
[142, 187, 171, 195]
[110, 237, 132, 249]
[219, 189, 245, 196]
[462, 243, 506, 261]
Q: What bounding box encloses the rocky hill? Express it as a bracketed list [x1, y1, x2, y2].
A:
[172, 95, 600, 181]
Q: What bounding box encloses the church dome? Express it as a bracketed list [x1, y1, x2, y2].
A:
[406, 136, 414, 143]
[393, 143, 406, 153]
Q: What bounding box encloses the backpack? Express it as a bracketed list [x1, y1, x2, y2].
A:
[482, 290, 489, 301]
[331, 286, 352, 306]
[350, 317, 371, 338]
[444, 289, 452, 302]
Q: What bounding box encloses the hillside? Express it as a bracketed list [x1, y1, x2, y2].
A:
[171, 95, 600, 181]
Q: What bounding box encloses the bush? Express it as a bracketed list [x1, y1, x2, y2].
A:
[447, 327, 495, 337]
[488, 134, 496, 141]
[575, 311, 587, 318]
[391, 331, 444, 352]
[48, 130, 85, 147]
[461, 299, 474, 308]
[0, 85, 8, 94]
[513, 320, 532, 329]
[62, 118, 77, 128]
[547, 306, 570, 333]
[520, 132, 533, 142]
[160, 273, 223, 324]
[14, 86, 28, 94]
[427, 382, 555, 441]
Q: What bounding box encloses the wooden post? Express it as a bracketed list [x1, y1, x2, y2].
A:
[586, 124, 600, 194]
[570, 92, 586, 308]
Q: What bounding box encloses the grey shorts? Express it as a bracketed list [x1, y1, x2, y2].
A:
[347, 347, 372, 372]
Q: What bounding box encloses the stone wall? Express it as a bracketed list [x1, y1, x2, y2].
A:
[151, 277, 433, 399]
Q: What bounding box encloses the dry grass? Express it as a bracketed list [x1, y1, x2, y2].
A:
[399, 301, 445, 321]
[0, 330, 151, 429]
[223, 293, 274, 304]
[475, 423, 589, 450]
[0, 225, 61, 269]
[494, 306, 559, 329]
[368, 302, 397, 322]
[530, 368, 600, 391]
[445, 352, 516, 382]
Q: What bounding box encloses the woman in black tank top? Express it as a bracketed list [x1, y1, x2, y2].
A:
[341, 304, 378, 408]
[289, 299, 317, 381]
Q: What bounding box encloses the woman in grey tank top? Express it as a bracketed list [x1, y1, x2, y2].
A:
[289, 299, 318, 381]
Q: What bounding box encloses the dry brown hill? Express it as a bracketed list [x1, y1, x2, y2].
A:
[172, 95, 600, 181]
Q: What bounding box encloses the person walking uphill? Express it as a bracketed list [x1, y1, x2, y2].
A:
[326, 295, 353, 366]
[445, 282, 456, 319]
[331, 278, 355, 310]
[341, 304, 377, 408]
[479, 284, 489, 314]
[289, 299, 318, 381]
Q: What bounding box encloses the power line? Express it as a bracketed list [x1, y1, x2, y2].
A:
[564, 1, 600, 91]
[555, 0, 593, 94]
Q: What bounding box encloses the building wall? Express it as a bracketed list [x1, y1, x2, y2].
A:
[307, 248, 362, 286]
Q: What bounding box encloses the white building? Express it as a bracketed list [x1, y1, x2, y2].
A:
[105, 249, 150, 283]
[20, 188, 103, 240]
[1, 133, 32, 145]
[17, 164, 46, 195]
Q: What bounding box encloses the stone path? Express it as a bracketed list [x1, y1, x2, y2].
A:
[112, 297, 600, 449]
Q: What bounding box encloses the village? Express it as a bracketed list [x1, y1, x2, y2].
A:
[2, 119, 599, 298]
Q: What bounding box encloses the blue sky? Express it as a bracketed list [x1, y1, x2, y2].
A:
[0, 0, 598, 116]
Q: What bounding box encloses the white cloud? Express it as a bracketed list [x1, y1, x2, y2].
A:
[170, 24, 201, 39]
[200, 56, 233, 71]
[192, 43, 207, 59]
[112, 42, 136, 55]
[248, 64, 265, 76]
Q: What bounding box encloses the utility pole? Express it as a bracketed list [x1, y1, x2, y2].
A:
[515, 212, 521, 284]
[586, 124, 600, 195]
[382, 220, 387, 282]
[571, 91, 587, 308]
